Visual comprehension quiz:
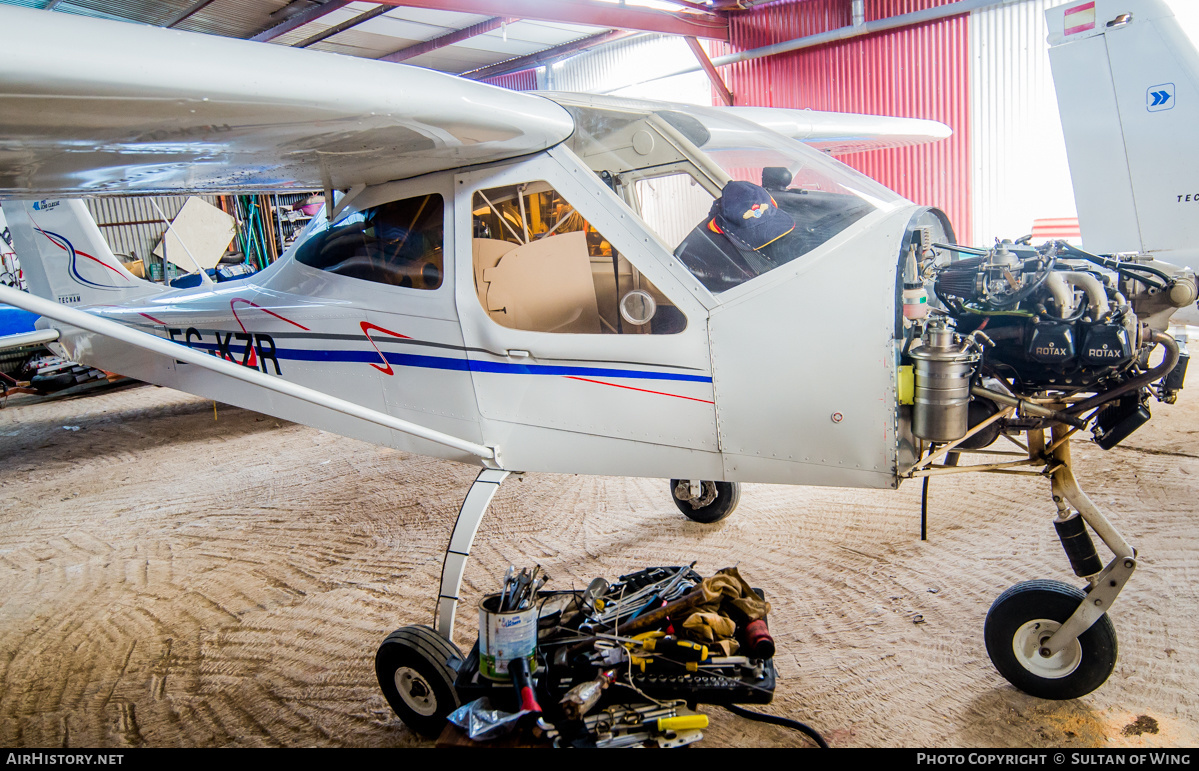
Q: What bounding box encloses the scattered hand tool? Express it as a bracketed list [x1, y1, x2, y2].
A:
[500, 565, 515, 609]
[508, 657, 542, 714]
[627, 561, 697, 622]
[638, 634, 709, 663]
[744, 618, 776, 658]
[499, 565, 548, 612]
[581, 577, 609, 616]
[559, 670, 614, 721]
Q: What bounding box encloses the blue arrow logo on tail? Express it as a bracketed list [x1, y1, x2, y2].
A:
[1147, 83, 1176, 111]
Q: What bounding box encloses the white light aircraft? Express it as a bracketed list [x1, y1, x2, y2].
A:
[1, 0, 1197, 736]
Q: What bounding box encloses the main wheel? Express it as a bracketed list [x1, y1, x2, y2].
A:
[670, 479, 741, 523]
[984, 580, 1118, 700]
[375, 625, 463, 737]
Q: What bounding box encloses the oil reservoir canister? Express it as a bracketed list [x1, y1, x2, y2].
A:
[909, 324, 981, 442]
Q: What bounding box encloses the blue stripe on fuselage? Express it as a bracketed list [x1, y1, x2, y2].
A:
[186, 341, 713, 383]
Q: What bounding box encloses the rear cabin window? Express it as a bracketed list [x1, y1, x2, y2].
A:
[471, 181, 686, 335]
[295, 193, 444, 290]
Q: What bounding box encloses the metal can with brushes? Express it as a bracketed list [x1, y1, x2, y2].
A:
[478, 593, 538, 680]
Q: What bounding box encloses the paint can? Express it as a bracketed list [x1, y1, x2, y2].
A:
[478, 593, 538, 681]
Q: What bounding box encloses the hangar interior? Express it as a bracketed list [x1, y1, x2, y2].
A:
[1, 0, 1197, 751]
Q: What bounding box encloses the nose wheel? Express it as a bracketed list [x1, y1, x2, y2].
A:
[670, 479, 741, 523]
[984, 580, 1118, 700]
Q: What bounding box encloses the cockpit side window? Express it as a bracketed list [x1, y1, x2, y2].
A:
[633, 173, 715, 251]
[295, 193, 444, 290]
[471, 181, 686, 335]
[673, 169, 875, 294]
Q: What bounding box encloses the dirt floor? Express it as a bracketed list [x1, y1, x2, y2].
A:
[1, 379, 1196, 749]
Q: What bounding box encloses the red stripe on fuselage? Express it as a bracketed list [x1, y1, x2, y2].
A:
[564, 376, 715, 404]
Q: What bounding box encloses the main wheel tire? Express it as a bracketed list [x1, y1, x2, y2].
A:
[984, 579, 1118, 700]
[375, 625, 463, 738]
[670, 479, 741, 524]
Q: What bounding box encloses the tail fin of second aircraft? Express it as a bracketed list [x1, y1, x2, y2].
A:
[1047, 0, 1199, 263]
[1, 198, 161, 307]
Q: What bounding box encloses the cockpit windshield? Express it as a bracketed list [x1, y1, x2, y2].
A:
[544, 93, 905, 294]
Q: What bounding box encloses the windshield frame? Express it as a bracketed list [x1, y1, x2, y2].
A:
[543, 93, 909, 298]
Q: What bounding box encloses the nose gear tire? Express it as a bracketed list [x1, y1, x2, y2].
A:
[375, 625, 463, 737]
[984, 579, 1118, 700]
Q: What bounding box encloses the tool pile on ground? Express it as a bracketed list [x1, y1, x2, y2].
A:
[443, 564, 825, 748]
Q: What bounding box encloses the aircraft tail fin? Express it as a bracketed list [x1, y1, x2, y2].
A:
[1, 199, 161, 307]
[1047, 0, 1199, 263]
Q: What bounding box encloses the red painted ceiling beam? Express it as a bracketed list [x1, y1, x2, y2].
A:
[250, 1, 350, 43]
[685, 36, 732, 106]
[379, 16, 516, 63]
[370, 0, 728, 40]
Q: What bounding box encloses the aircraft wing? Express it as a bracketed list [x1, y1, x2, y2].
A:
[0, 5, 574, 198]
[717, 106, 952, 154]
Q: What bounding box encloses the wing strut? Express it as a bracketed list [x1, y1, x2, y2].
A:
[0, 285, 499, 463]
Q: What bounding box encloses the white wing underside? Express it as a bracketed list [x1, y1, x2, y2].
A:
[718, 106, 953, 155]
[0, 5, 573, 198]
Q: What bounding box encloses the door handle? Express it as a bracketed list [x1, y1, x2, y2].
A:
[506, 349, 531, 358]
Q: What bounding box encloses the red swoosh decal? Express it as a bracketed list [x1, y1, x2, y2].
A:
[360, 321, 411, 376]
[39, 229, 128, 279]
[230, 298, 311, 331]
[229, 298, 310, 367]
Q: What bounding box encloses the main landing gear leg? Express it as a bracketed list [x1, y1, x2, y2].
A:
[435, 468, 512, 640]
[375, 468, 511, 737]
[984, 425, 1135, 699]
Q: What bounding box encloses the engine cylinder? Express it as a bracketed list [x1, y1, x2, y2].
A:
[910, 325, 980, 442]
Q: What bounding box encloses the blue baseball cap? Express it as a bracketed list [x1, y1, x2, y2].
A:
[708, 180, 795, 251]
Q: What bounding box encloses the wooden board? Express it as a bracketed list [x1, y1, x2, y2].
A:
[151, 197, 235, 271]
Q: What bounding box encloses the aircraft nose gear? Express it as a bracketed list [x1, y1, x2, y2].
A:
[670, 479, 741, 523]
[909, 420, 1136, 699]
[984, 580, 1118, 699]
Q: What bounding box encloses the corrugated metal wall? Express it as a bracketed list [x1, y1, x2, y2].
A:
[545, 34, 713, 105]
[84, 195, 219, 264]
[970, 0, 1076, 245]
[481, 68, 539, 91]
[722, 0, 973, 242]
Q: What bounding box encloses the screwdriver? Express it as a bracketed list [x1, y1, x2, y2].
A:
[656, 714, 709, 732]
[639, 636, 709, 662]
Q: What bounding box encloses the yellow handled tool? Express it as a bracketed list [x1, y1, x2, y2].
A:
[657, 714, 709, 732]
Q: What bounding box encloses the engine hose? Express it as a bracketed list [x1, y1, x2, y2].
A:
[1057, 243, 1170, 289]
[1066, 330, 1181, 415]
[1059, 292, 1090, 323]
[933, 242, 989, 256]
[724, 704, 828, 748]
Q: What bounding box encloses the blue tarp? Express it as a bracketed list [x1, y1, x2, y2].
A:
[0, 305, 39, 337]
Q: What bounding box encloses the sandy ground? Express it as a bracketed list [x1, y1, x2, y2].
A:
[0, 382, 1196, 749]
